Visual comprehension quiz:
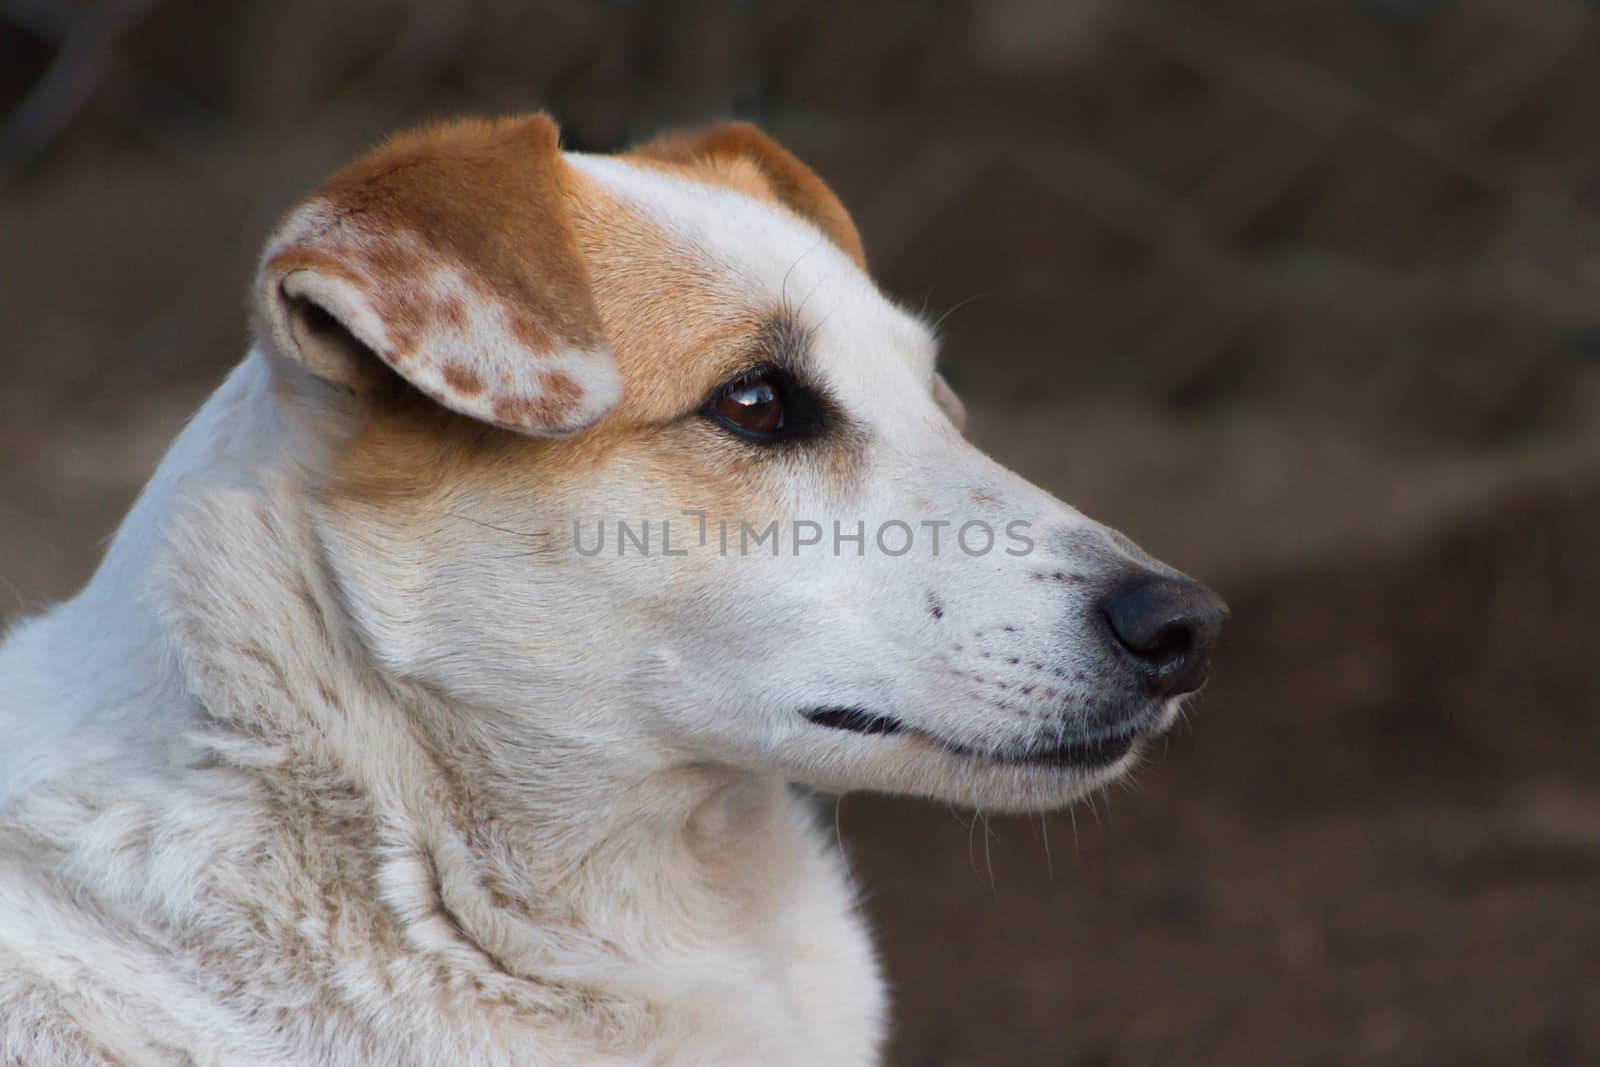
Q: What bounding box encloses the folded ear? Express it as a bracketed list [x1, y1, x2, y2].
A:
[255, 114, 620, 437]
[633, 121, 867, 271]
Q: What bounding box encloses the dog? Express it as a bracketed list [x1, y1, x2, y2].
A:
[0, 114, 1225, 1065]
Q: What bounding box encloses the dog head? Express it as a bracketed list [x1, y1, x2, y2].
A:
[254, 114, 1225, 812]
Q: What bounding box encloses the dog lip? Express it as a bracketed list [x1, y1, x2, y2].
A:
[991, 728, 1140, 768]
[804, 706, 906, 736]
[803, 703, 1143, 770]
[932, 724, 1143, 769]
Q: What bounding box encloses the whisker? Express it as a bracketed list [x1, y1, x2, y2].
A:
[981, 811, 998, 899]
[966, 796, 983, 887]
[961, 774, 992, 890]
[779, 237, 826, 312]
[928, 290, 989, 339]
[448, 511, 551, 542]
[833, 795, 868, 920]
[1037, 812, 1054, 882]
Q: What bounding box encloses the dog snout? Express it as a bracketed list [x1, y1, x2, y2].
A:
[1099, 575, 1228, 698]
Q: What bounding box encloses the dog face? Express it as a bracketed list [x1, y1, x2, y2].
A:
[256, 115, 1225, 813]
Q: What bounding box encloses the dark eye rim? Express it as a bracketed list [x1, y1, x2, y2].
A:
[701, 365, 831, 446]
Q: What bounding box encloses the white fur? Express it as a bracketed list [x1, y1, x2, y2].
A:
[0, 146, 1189, 1064]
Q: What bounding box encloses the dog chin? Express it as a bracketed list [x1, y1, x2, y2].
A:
[784, 694, 1196, 811]
[778, 728, 1148, 814]
[905, 731, 1146, 813]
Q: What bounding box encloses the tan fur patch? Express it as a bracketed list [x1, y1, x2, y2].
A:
[631, 122, 867, 271]
[559, 172, 777, 422]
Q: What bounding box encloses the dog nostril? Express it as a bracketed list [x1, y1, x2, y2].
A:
[1138, 620, 1194, 664]
[1100, 576, 1228, 697]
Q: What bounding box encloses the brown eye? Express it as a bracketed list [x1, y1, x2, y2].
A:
[712, 376, 785, 437]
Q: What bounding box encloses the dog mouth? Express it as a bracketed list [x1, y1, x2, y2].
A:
[804, 706, 905, 736]
[802, 706, 1141, 769]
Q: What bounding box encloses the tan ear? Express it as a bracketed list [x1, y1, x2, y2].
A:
[255, 114, 620, 437]
[633, 121, 867, 271]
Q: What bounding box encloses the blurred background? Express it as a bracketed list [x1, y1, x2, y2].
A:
[2, 0, 1598, 1063]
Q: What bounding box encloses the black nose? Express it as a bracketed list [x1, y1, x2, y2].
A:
[1100, 576, 1228, 697]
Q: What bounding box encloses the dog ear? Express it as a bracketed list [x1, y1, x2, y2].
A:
[255, 114, 620, 437]
[633, 121, 867, 271]
[932, 371, 967, 433]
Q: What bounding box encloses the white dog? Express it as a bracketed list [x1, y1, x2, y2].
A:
[0, 115, 1224, 1065]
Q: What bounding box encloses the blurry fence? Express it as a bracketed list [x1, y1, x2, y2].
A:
[1, 0, 1597, 595]
[6, 2, 1593, 419]
[5, 0, 1595, 434]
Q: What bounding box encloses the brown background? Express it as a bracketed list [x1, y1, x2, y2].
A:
[3, 1, 1598, 1063]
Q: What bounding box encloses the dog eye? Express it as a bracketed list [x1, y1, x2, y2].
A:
[710, 374, 786, 438]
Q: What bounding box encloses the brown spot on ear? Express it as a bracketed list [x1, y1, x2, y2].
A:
[493, 393, 562, 427]
[537, 371, 581, 403]
[482, 385, 596, 435]
[632, 122, 867, 270]
[507, 307, 558, 356]
[442, 363, 484, 395]
[350, 237, 449, 358]
[438, 292, 468, 330]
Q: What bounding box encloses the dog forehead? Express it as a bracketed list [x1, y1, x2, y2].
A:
[563, 152, 936, 412]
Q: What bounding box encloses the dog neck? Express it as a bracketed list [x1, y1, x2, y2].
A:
[0, 352, 883, 1061]
[52, 354, 816, 1007]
